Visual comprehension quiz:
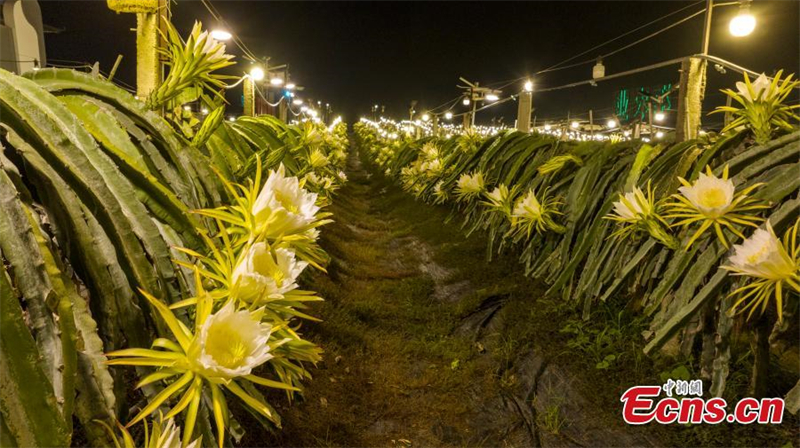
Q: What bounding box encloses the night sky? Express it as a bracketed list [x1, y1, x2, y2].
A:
[41, 1, 799, 127]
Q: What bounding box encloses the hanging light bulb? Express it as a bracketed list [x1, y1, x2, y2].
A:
[730, 1, 756, 37]
[270, 77, 284, 86]
[571, 121, 580, 129]
[422, 114, 430, 121]
[655, 131, 665, 139]
[444, 112, 453, 120]
[462, 98, 471, 106]
[654, 111, 666, 122]
[607, 119, 617, 129]
[485, 93, 499, 102]
[249, 66, 265, 81]
[523, 80, 533, 92]
[210, 29, 232, 41]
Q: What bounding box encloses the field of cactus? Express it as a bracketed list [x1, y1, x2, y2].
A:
[1, 3, 799, 447]
[0, 26, 348, 446]
[355, 71, 800, 417]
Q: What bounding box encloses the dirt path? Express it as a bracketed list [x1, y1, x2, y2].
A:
[246, 149, 662, 447]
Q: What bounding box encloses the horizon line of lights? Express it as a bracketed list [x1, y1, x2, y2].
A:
[360, 115, 694, 143]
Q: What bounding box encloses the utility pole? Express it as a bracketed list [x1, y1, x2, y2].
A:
[676, 56, 706, 142]
[243, 75, 255, 116]
[676, 0, 713, 141]
[517, 89, 533, 132]
[588, 109, 594, 139]
[458, 77, 501, 131]
[107, 0, 166, 99]
[470, 86, 477, 128]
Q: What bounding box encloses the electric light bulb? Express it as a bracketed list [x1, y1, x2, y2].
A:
[270, 77, 284, 86]
[184, 105, 192, 111]
[544, 124, 552, 131]
[523, 80, 533, 92]
[607, 119, 617, 129]
[654, 112, 665, 122]
[485, 94, 499, 102]
[201, 108, 209, 115]
[463, 98, 471, 106]
[730, 11, 756, 37]
[293, 99, 303, 106]
[228, 116, 235, 122]
[445, 112, 453, 120]
[285, 83, 296, 90]
[571, 121, 580, 129]
[210, 29, 232, 41]
[422, 114, 430, 121]
[250, 67, 265, 81]
[656, 131, 665, 139]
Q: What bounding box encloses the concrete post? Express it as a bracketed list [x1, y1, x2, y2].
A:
[278, 100, 288, 122]
[243, 76, 255, 117]
[135, 12, 160, 98]
[432, 115, 439, 136]
[675, 57, 707, 142]
[517, 91, 532, 132]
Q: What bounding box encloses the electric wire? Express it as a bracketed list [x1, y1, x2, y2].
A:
[540, 0, 704, 73]
[468, 1, 707, 93]
[254, 82, 285, 107]
[200, 0, 260, 62]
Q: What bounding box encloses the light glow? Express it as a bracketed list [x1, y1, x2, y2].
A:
[270, 77, 284, 86]
[445, 112, 453, 120]
[210, 29, 232, 41]
[523, 80, 533, 92]
[729, 11, 756, 37]
[485, 93, 499, 102]
[607, 119, 617, 129]
[654, 112, 666, 122]
[571, 121, 580, 129]
[249, 67, 265, 81]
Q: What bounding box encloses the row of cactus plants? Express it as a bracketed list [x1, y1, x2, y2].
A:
[0, 17, 347, 447]
[356, 71, 800, 411]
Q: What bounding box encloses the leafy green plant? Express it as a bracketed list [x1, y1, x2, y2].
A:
[713, 71, 800, 145]
[0, 16, 347, 444]
[147, 21, 235, 110]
